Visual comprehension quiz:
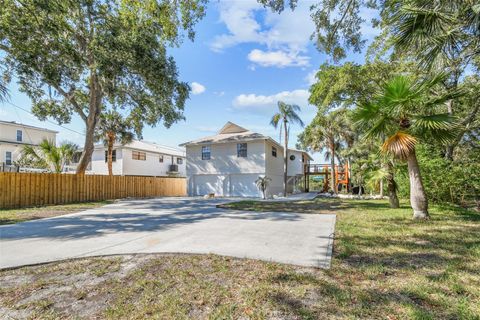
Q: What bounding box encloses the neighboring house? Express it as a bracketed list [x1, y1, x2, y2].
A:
[0, 120, 57, 169]
[180, 122, 312, 198]
[87, 140, 186, 177]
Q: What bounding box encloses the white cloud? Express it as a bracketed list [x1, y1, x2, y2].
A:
[305, 70, 318, 85]
[213, 91, 225, 97]
[247, 49, 309, 68]
[233, 89, 309, 112]
[191, 82, 206, 95]
[211, 0, 314, 68]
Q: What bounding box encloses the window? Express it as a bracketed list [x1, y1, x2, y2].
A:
[272, 146, 277, 157]
[237, 143, 247, 157]
[177, 157, 183, 165]
[104, 150, 116, 162]
[159, 155, 164, 163]
[16, 130, 22, 142]
[289, 154, 296, 161]
[132, 151, 146, 160]
[5, 151, 12, 165]
[201, 146, 211, 160]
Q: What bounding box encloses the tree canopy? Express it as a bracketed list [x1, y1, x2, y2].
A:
[0, 0, 206, 173]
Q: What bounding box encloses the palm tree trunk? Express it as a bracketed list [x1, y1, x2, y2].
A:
[283, 119, 288, 197]
[386, 162, 399, 208]
[330, 140, 336, 194]
[407, 150, 429, 219]
[107, 133, 114, 176]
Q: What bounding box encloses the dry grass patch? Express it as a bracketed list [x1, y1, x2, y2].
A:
[0, 201, 113, 225]
[0, 198, 479, 319]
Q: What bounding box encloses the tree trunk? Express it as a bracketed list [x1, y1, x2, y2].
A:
[76, 116, 96, 174]
[107, 132, 114, 176]
[386, 162, 399, 208]
[330, 139, 336, 193]
[283, 119, 288, 197]
[379, 178, 384, 197]
[407, 150, 429, 219]
[76, 71, 102, 174]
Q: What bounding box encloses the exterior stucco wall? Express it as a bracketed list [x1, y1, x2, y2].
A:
[0, 123, 57, 164]
[264, 140, 284, 197]
[0, 123, 56, 146]
[122, 148, 186, 177]
[90, 147, 185, 177]
[287, 150, 305, 176]
[186, 141, 267, 197]
[186, 141, 266, 175]
[91, 149, 124, 175]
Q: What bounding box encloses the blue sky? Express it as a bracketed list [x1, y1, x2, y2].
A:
[0, 1, 378, 163]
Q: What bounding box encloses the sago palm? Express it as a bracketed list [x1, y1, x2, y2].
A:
[22, 140, 78, 173]
[255, 176, 271, 200]
[270, 101, 304, 197]
[355, 74, 459, 219]
[95, 110, 134, 176]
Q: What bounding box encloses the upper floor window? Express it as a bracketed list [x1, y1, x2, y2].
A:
[5, 151, 12, 165]
[132, 151, 146, 161]
[237, 143, 247, 158]
[159, 155, 164, 163]
[202, 146, 211, 160]
[272, 146, 277, 157]
[177, 157, 183, 165]
[16, 130, 22, 142]
[105, 150, 116, 162]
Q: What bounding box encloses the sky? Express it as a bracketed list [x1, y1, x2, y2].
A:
[0, 0, 379, 163]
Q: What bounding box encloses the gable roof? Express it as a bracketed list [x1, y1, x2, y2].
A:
[0, 120, 58, 134]
[179, 122, 278, 147]
[218, 122, 248, 134]
[94, 140, 185, 157]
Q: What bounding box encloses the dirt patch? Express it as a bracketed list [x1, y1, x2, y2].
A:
[0, 201, 113, 225]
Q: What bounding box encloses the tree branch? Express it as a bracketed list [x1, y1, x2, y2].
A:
[54, 85, 88, 122]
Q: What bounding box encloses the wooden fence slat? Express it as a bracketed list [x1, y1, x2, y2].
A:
[0, 173, 186, 209]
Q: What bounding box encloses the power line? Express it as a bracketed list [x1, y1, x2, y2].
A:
[2, 100, 85, 136]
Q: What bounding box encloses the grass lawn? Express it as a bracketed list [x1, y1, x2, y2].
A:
[0, 198, 479, 319]
[0, 201, 113, 225]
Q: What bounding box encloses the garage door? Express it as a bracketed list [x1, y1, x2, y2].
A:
[193, 175, 225, 196]
[230, 174, 260, 197]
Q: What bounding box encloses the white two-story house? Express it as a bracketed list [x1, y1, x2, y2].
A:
[0, 120, 57, 170]
[180, 122, 312, 198]
[88, 140, 186, 177]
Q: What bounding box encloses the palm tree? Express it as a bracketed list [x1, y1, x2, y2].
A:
[299, 109, 352, 193]
[95, 110, 134, 176]
[22, 140, 78, 173]
[392, 0, 480, 159]
[355, 74, 459, 219]
[255, 176, 271, 199]
[270, 101, 304, 196]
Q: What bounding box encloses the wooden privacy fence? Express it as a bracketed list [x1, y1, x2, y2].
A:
[0, 172, 186, 209]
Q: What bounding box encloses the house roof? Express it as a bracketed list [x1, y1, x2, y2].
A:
[0, 120, 58, 134]
[179, 121, 281, 148]
[289, 148, 314, 161]
[179, 121, 313, 160]
[95, 140, 185, 157]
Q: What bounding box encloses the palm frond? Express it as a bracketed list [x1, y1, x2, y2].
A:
[270, 113, 281, 128]
[382, 131, 417, 160]
[411, 113, 455, 131]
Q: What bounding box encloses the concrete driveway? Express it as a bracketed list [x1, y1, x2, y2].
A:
[0, 198, 336, 269]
